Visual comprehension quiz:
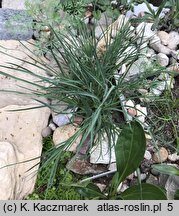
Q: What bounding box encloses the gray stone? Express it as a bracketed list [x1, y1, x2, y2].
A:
[168, 31, 179, 50]
[95, 25, 105, 39]
[157, 53, 169, 67]
[41, 126, 52, 138]
[52, 113, 72, 127]
[150, 81, 166, 96]
[146, 174, 159, 185]
[171, 50, 179, 60]
[0, 9, 33, 40]
[126, 57, 150, 80]
[165, 176, 179, 199]
[136, 22, 157, 42]
[90, 134, 116, 164]
[66, 155, 107, 175]
[149, 36, 172, 55]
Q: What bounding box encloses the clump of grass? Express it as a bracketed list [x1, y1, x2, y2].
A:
[0, 18, 164, 193]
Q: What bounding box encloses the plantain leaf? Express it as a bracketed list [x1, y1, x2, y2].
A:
[152, 164, 179, 176]
[120, 183, 167, 200]
[115, 121, 146, 183]
[73, 183, 106, 199]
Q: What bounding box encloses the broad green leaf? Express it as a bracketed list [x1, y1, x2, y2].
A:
[152, 164, 179, 176]
[74, 183, 106, 199]
[115, 121, 146, 183]
[120, 183, 167, 200]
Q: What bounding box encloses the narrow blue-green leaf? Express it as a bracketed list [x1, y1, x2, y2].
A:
[152, 164, 179, 176]
[115, 121, 146, 183]
[120, 183, 167, 200]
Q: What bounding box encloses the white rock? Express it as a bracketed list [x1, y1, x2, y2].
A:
[140, 173, 147, 181]
[136, 104, 147, 123]
[149, 37, 171, 55]
[144, 150, 152, 160]
[0, 40, 49, 108]
[48, 122, 57, 131]
[150, 81, 166, 96]
[126, 57, 150, 79]
[171, 50, 179, 60]
[168, 31, 179, 50]
[136, 22, 157, 42]
[157, 31, 169, 46]
[0, 105, 50, 199]
[119, 64, 127, 74]
[158, 73, 174, 89]
[53, 124, 81, 152]
[157, 53, 169, 66]
[145, 134, 152, 140]
[146, 48, 156, 58]
[0, 141, 20, 200]
[90, 134, 116, 164]
[108, 163, 117, 171]
[168, 153, 179, 162]
[158, 73, 170, 81]
[125, 100, 135, 108]
[150, 43, 171, 55]
[150, 35, 161, 44]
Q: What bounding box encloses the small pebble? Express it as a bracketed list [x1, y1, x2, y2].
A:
[138, 88, 148, 95]
[127, 173, 134, 180]
[140, 173, 147, 181]
[95, 183, 106, 192]
[153, 147, 168, 163]
[145, 134, 152, 140]
[127, 108, 137, 117]
[168, 153, 179, 162]
[144, 150, 152, 160]
[41, 126, 52, 138]
[48, 122, 57, 131]
[146, 174, 159, 185]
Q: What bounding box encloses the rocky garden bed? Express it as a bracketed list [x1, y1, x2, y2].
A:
[0, 0, 179, 200]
